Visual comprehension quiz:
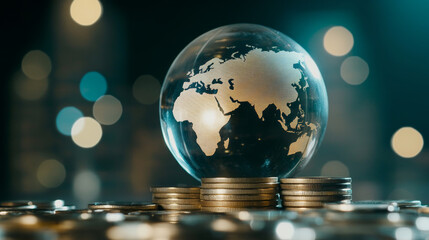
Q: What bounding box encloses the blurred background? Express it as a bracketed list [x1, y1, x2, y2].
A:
[1, 0, 428, 207]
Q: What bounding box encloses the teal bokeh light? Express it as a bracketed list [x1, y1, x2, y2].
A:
[79, 71, 107, 101]
[56, 106, 84, 136]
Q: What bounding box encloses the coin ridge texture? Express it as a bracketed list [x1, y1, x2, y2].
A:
[201, 188, 277, 195]
[150, 187, 200, 193]
[280, 177, 351, 184]
[201, 194, 276, 201]
[201, 177, 278, 183]
[201, 183, 278, 189]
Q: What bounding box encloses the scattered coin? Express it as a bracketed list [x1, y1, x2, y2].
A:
[150, 187, 200, 194]
[201, 177, 278, 183]
[324, 202, 399, 212]
[201, 194, 276, 201]
[88, 202, 158, 211]
[355, 200, 421, 208]
[418, 206, 429, 214]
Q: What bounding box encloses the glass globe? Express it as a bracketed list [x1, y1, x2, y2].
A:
[160, 24, 328, 180]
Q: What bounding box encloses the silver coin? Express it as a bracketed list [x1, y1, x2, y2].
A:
[324, 202, 399, 212]
[280, 177, 351, 184]
[354, 200, 421, 207]
[201, 177, 278, 183]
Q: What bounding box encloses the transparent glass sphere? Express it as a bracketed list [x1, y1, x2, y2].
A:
[160, 24, 328, 180]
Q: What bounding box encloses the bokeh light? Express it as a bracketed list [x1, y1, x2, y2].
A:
[80, 71, 107, 101]
[320, 160, 350, 176]
[71, 117, 103, 148]
[276, 221, 294, 240]
[36, 159, 66, 188]
[323, 26, 354, 56]
[93, 95, 123, 125]
[70, 0, 103, 26]
[340, 56, 369, 85]
[13, 72, 48, 101]
[132, 74, 161, 105]
[395, 227, 413, 240]
[73, 170, 101, 202]
[391, 127, 424, 158]
[21, 50, 52, 80]
[56, 106, 84, 136]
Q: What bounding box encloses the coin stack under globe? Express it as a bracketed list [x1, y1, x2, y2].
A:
[280, 177, 352, 210]
[150, 187, 201, 211]
[200, 177, 279, 212]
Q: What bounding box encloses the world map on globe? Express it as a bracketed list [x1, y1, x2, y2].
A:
[172, 47, 318, 159]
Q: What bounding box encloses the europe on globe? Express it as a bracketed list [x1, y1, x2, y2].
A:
[160, 24, 328, 180]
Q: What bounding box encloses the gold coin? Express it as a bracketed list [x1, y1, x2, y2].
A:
[418, 206, 429, 214]
[201, 183, 278, 189]
[150, 187, 200, 194]
[280, 177, 351, 184]
[88, 202, 158, 211]
[201, 177, 278, 183]
[284, 207, 319, 212]
[281, 189, 352, 196]
[201, 206, 274, 212]
[280, 183, 351, 190]
[152, 198, 201, 205]
[282, 201, 325, 207]
[201, 188, 277, 195]
[282, 195, 352, 202]
[201, 194, 276, 201]
[201, 200, 276, 207]
[282, 200, 350, 207]
[159, 204, 201, 210]
[152, 193, 200, 199]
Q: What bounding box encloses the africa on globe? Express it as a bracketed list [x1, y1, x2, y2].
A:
[160, 24, 328, 180]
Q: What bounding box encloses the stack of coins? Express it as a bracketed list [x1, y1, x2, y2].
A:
[150, 187, 201, 211]
[280, 177, 352, 210]
[200, 177, 278, 212]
